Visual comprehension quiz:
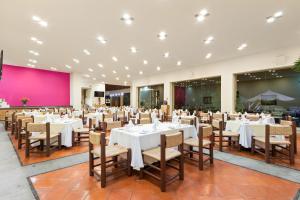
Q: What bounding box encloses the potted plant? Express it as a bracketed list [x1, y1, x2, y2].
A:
[293, 57, 300, 72]
[21, 97, 29, 106]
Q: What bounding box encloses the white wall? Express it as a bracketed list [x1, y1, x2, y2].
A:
[131, 46, 300, 112]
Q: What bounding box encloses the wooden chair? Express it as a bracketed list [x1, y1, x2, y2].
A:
[184, 125, 214, 170]
[25, 122, 61, 157]
[140, 130, 184, 192]
[17, 117, 34, 149]
[102, 121, 123, 132]
[212, 119, 239, 152]
[251, 124, 295, 164]
[199, 112, 210, 124]
[280, 119, 297, 154]
[89, 131, 132, 188]
[4, 111, 13, 131]
[15, 115, 31, 140]
[246, 114, 260, 121]
[11, 112, 23, 138]
[180, 116, 196, 127]
[73, 118, 94, 145]
[228, 114, 240, 120]
[117, 111, 127, 123]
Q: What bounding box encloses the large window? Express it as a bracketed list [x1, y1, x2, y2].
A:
[138, 84, 164, 109]
[173, 77, 221, 112]
[236, 68, 300, 124]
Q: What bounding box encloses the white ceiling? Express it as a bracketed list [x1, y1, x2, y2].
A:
[1, 0, 300, 85]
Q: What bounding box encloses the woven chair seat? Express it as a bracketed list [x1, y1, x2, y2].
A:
[143, 147, 181, 162]
[213, 130, 239, 137]
[199, 123, 210, 127]
[254, 136, 290, 145]
[184, 138, 211, 147]
[29, 133, 60, 140]
[74, 128, 90, 133]
[92, 145, 128, 158]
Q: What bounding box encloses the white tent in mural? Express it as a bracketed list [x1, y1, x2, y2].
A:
[247, 90, 295, 102]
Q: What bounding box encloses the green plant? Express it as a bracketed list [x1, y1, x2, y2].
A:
[293, 57, 300, 72]
[21, 97, 29, 105]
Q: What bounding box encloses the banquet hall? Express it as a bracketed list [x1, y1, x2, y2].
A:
[1, 0, 300, 199]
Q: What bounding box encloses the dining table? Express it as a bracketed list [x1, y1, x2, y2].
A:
[109, 122, 197, 170]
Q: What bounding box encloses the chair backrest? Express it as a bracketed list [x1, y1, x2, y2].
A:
[199, 125, 213, 138]
[138, 118, 151, 124]
[267, 124, 293, 136]
[180, 117, 195, 126]
[212, 119, 222, 129]
[104, 121, 123, 131]
[103, 113, 114, 122]
[26, 122, 49, 133]
[89, 131, 104, 145]
[163, 130, 183, 148]
[19, 117, 34, 129]
[280, 120, 293, 126]
[212, 113, 224, 121]
[139, 113, 150, 119]
[228, 114, 240, 120]
[117, 111, 125, 117]
[246, 114, 260, 121]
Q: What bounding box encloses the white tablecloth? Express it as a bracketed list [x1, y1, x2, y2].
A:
[226, 118, 275, 148]
[109, 122, 197, 170]
[86, 113, 103, 127]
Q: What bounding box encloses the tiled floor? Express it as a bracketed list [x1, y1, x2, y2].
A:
[9, 134, 89, 165]
[30, 160, 300, 200]
[220, 135, 300, 171]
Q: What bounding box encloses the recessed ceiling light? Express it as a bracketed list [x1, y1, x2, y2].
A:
[97, 36, 107, 44]
[237, 43, 247, 50]
[101, 81, 105, 84]
[92, 77, 97, 81]
[164, 52, 170, 58]
[73, 58, 79, 63]
[98, 63, 103, 68]
[84, 74, 90, 78]
[50, 67, 57, 71]
[101, 74, 106, 78]
[112, 70, 117, 74]
[29, 50, 39, 56]
[28, 59, 37, 63]
[27, 63, 35, 68]
[32, 15, 48, 27]
[205, 53, 212, 59]
[121, 13, 134, 25]
[124, 66, 129, 70]
[30, 37, 43, 45]
[116, 77, 120, 80]
[204, 36, 214, 44]
[112, 56, 118, 62]
[130, 46, 137, 53]
[177, 61, 182, 66]
[88, 68, 94, 72]
[65, 65, 71, 69]
[127, 74, 131, 78]
[158, 31, 167, 40]
[266, 11, 283, 23]
[156, 66, 161, 71]
[83, 49, 91, 55]
[143, 60, 148, 65]
[139, 71, 143, 75]
[195, 9, 209, 22]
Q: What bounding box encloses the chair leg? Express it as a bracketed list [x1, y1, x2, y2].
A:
[251, 138, 255, 155]
[46, 139, 50, 157]
[219, 136, 223, 152]
[72, 131, 75, 146]
[189, 146, 193, 158]
[127, 149, 132, 176]
[17, 134, 22, 149]
[271, 145, 276, 157]
[179, 154, 184, 180]
[25, 138, 30, 158]
[265, 144, 270, 163]
[209, 143, 214, 164]
[89, 147, 94, 176]
[58, 134, 62, 150]
[160, 161, 166, 192]
[290, 142, 295, 165]
[199, 147, 203, 170]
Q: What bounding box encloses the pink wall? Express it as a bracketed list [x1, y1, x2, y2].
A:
[0, 64, 70, 106]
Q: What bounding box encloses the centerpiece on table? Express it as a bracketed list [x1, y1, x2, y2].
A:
[20, 97, 29, 106]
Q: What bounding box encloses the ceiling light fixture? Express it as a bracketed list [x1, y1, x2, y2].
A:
[101, 74, 106, 78]
[127, 74, 131, 78]
[177, 61, 182, 66]
[124, 66, 129, 70]
[204, 36, 214, 44]
[112, 70, 117, 74]
[130, 46, 137, 53]
[88, 68, 94, 72]
[97, 36, 107, 44]
[98, 64, 103, 68]
[112, 56, 118, 62]
[205, 53, 212, 59]
[29, 50, 39, 56]
[266, 11, 283, 23]
[83, 49, 91, 55]
[50, 67, 57, 71]
[27, 63, 35, 68]
[139, 71, 143, 75]
[32, 15, 48, 27]
[156, 66, 161, 71]
[121, 13, 134, 25]
[30, 37, 43, 45]
[73, 58, 79, 63]
[116, 77, 120, 81]
[237, 43, 247, 50]
[158, 31, 167, 40]
[28, 59, 37, 63]
[92, 77, 97, 81]
[143, 60, 148, 65]
[124, 81, 127, 85]
[195, 9, 210, 22]
[84, 74, 90, 78]
[164, 52, 170, 58]
[65, 65, 71, 69]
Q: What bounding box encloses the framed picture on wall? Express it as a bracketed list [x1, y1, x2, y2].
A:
[203, 96, 212, 104]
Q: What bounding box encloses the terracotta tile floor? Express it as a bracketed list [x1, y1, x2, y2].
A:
[219, 135, 300, 171]
[30, 160, 300, 200]
[8, 134, 89, 165]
